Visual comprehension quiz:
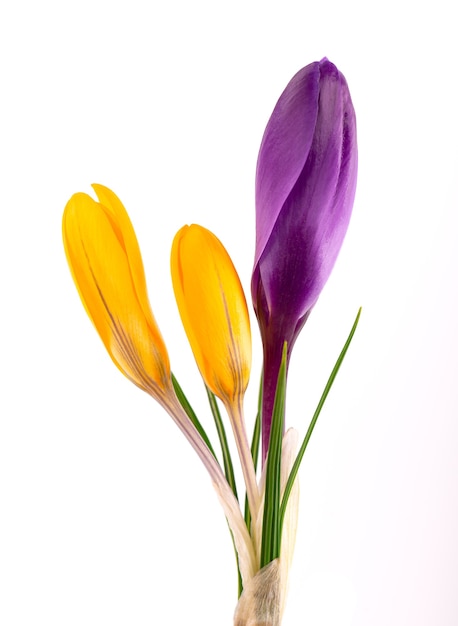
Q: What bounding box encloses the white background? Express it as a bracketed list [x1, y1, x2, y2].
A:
[1, 1, 457, 624]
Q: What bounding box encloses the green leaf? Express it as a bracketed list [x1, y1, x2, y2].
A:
[171, 373, 217, 459]
[260, 342, 288, 568]
[279, 307, 361, 538]
[206, 388, 238, 501]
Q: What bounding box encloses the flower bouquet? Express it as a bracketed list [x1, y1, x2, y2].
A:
[62, 57, 359, 626]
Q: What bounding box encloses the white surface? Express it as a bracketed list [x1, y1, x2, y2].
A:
[1, 1, 457, 624]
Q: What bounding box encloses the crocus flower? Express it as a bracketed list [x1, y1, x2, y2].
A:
[171, 224, 260, 520]
[251, 58, 358, 459]
[63, 184, 172, 405]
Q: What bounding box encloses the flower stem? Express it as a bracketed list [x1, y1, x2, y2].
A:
[260, 335, 290, 464]
[226, 399, 260, 531]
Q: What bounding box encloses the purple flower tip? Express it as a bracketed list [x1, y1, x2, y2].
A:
[252, 59, 358, 458]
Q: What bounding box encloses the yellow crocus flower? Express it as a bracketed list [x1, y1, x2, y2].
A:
[171, 224, 251, 405]
[171, 224, 259, 522]
[62, 184, 171, 403]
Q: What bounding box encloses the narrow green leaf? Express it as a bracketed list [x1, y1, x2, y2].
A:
[260, 342, 288, 568]
[205, 388, 244, 596]
[206, 387, 238, 501]
[171, 373, 217, 459]
[244, 373, 262, 532]
[279, 308, 362, 538]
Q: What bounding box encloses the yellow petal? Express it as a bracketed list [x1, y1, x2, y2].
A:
[91, 184, 152, 326]
[62, 187, 171, 399]
[171, 224, 251, 405]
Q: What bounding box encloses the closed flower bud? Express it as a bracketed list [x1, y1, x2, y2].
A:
[251, 58, 358, 457]
[171, 224, 251, 407]
[62, 184, 171, 403]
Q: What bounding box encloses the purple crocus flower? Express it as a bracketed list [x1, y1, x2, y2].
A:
[251, 58, 358, 460]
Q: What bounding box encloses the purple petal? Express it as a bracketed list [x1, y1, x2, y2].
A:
[254, 61, 321, 267]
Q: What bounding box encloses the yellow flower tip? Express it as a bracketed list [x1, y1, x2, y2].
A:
[171, 223, 251, 405]
[62, 185, 172, 400]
